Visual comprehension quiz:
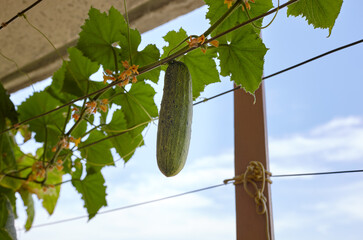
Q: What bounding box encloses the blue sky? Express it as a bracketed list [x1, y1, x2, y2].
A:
[10, 1, 363, 239]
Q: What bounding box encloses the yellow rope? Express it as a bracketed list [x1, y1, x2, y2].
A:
[224, 161, 272, 240]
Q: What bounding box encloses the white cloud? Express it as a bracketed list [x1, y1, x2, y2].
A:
[269, 116, 363, 174]
[274, 180, 363, 240]
[270, 116, 363, 239]
[15, 149, 236, 240]
[15, 116, 363, 240]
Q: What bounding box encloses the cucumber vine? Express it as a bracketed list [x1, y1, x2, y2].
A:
[0, 0, 343, 238]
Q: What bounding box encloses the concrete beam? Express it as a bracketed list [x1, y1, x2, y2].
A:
[0, 0, 204, 93]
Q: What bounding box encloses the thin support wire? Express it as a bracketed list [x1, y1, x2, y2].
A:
[0, 0, 44, 30]
[2, 37, 362, 136]
[194, 38, 363, 106]
[21, 168, 363, 230]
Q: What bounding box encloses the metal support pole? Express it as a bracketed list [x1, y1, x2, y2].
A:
[233, 82, 274, 240]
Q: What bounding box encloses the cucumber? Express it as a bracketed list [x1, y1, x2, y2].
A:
[157, 61, 193, 177]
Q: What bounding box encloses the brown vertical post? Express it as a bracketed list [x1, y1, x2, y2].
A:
[234, 82, 274, 240]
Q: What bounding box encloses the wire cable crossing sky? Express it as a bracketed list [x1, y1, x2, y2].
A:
[20, 168, 363, 231]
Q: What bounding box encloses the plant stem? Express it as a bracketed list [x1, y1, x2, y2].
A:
[112, 47, 119, 73]
[0, 0, 299, 137]
[62, 106, 72, 133]
[0, 0, 44, 30]
[203, 0, 242, 37]
[208, 0, 298, 42]
[140, 0, 299, 73]
[124, 0, 133, 65]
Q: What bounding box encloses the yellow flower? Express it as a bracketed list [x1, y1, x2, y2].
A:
[130, 65, 139, 74]
[187, 35, 206, 48]
[101, 99, 109, 105]
[123, 78, 130, 86]
[132, 75, 137, 83]
[198, 35, 205, 44]
[56, 159, 63, 166]
[201, 45, 207, 54]
[103, 75, 115, 84]
[119, 71, 127, 80]
[224, 0, 234, 8]
[59, 137, 70, 149]
[187, 36, 200, 48]
[125, 69, 132, 77]
[121, 60, 130, 69]
[99, 104, 108, 113]
[103, 69, 116, 83]
[105, 69, 113, 75]
[210, 40, 219, 48]
[70, 137, 81, 147]
[72, 113, 80, 121]
[242, 0, 255, 11]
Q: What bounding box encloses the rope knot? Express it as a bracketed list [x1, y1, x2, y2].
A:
[223, 161, 272, 240]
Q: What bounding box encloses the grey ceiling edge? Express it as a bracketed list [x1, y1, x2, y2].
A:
[1, 0, 204, 93]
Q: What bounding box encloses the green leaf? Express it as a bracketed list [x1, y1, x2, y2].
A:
[0, 188, 16, 218]
[48, 63, 76, 103]
[119, 28, 161, 83]
[0, 132, 16, 172]
[77, 7, 127, 70]
[0, 192, 16, 240]
[0, 149, 33, 191]
[104, 110, 144, 162]
[161, 28, 189, 60]
[0, 195, 8, 228]
[71, 119, 87, 139]
[114, 82, 158, 135]
[205, 0, 273, 36]
[17, 91, 67, 147]
[19, 190, 34, 231]
[41, 169, 62, 215]
[181, 49, 220, 99]
[0, 83, 18, 129]
[23, 167, 62, 215]
[287, 0, 343, 36]
[72, 172, 107, 220]
[88, 81, 116, 100]
[79, 131, 114, 167]
[0, 229, 12, 240]
[161, 28, 220, 98]
[109, 82, 157, 161]
[71, 159, 83, 179]
[61, 48, 100, 97]
[217, 25, 268, 94]
[133, 44, 161, 83]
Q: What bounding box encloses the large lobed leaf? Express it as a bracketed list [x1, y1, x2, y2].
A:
[79, 131, 114, 167]
[77, 7, 160, 83]
[0, 83, 18, 129]
[205, 0, 274, 37]
[218, 25, 268, 94]
[119, 27, 161, 83]
[162, 28, 220, 99]
[104, 110, 142, 162]
[114, 82, 158, 133]
[72, 172, 107, 220]
[19, 190, 34, 231]
[23, 167, 63, 215]
[17, 91, 67, 147]
[107, 82, 158, 161]
[61, 48, 100, 97]
[132, 43, 161, 83]
[77, 7, 127, 71]
[287, 0, 343, 36]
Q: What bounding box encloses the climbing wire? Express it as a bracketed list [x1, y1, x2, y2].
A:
[22, 167, 363, 230]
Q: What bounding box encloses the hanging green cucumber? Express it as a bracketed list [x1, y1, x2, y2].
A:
[157, 61, 193, 177]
